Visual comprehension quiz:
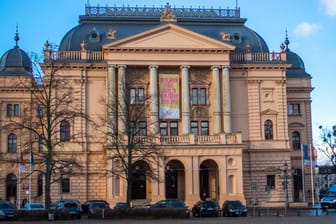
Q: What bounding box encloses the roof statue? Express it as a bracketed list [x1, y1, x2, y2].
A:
[160, 3, 177, 22]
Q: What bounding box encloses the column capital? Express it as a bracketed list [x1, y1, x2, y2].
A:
[118, 64, 127, 69]
[211, 65, 221, 71]
[180, 65, 190, 70]
[222, 65, 231, 70]
[108, 64, 117, 69]
[148, 65, 159, 70]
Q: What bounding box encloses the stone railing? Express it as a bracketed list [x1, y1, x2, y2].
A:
[44, 50, 103, 62]
[85, 4, 240, 18]
[110, 133, 242, 145]
[44, 50, 286, 64]
[230, 51, 286, 63]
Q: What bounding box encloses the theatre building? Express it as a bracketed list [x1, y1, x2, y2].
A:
[0, 3, 314, 207]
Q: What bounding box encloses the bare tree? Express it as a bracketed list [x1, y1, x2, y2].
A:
[3, 48, 90, 208]
[319, 125, 336, 168]
[98, 76, 163, 207]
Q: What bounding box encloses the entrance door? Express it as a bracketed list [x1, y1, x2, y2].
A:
[131, 163, 147, 200]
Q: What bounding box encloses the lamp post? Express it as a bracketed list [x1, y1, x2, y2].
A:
[278, 162, 290, 209]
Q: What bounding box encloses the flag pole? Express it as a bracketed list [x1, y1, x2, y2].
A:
[310, 144, 315, 206]
[18, 149, 22, 209]
[301, 144, 306, 202]
[29, 148, 32, 203]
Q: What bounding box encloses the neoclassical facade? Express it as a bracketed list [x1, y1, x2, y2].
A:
[0, 3, 313, 207]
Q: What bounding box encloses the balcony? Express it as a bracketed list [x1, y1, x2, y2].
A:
[110, 132, 242, 146]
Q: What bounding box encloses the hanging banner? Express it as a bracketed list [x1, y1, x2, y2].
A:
[159, 74, 180, 119]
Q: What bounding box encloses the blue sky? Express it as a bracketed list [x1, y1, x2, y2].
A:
[0, 0, 335, 149]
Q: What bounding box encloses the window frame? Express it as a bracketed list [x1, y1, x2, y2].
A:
[264, 119, 273, 140]
[292, 131, 301, 150]
[61, 177, 70, 193]
[288, 103, 301, 116]
[60, 120, 70, 142]
[130, 87, 145, 105]
[191, 87, 207, 105]
[7, 133, 17, 153]
[266, 174, 275, 189]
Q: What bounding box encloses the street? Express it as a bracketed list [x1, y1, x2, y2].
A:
[1, 215, 335, 224]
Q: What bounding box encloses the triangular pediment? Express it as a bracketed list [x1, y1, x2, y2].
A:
[103, 23, 235, 50]
[261, 109, 278, 115]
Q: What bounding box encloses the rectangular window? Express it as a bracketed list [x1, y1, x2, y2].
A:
[200, 88, 206, 105]
[170, 121, 178, 136]
[61, 177, 70, 193]
[6, 104, 20, 116]
[138, 88, 144, 104]
[37, 104, 43, 117]
[130, 87, 145, 105]
[130, 88, 136, 104]
[267, 175, 275, 189]
[192, 88, 198, 105]
[139, 121, 147, 136]
[192, 88, 207, 105]
[129, 122, 136, 136]
[201, 121, 209, 136]
[288, 103, 301, 115]
[7, 104, 12, 116]
[38, 135, 44, 152]
[191, 121, 198, 135]
[160, 122, 168, 136]
[14, 104, 20, 116]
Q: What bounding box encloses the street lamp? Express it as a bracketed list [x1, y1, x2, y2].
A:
[278, 162, 290, 209]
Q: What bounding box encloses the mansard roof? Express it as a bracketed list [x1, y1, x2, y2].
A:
[59, 4, 269, 53]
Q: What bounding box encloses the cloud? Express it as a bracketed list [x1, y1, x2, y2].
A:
[293, 22, 321, 37]
[321, 0, 336, 16]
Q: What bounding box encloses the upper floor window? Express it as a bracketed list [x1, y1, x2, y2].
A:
[7, 104, 20, 116]
[266, 175, 275, 189]
[8, 133, 17, 153]
[60, 120, 70, 142]
[264, 120, 273, 140]
[192, 88, 207, 105]
[288, 103, 301, 116]
[37, 104, 44, 117]
[38, 135, 44, 152]
[61, 177, 70, 193]
[191, 120, 209, 136]
[37, 173, 43, 196]
[129, 121, 147, 136]
[292, 131, 301, 150]
[160, 121, 178, 136]
[130, 87, 145, 105]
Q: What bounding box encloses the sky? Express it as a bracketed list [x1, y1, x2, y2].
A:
[0, 0, 335, 162]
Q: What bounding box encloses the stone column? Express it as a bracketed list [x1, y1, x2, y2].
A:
[117, 65, 127, 134]
[180, 65, 190, 135]
[211, 65, 222, 134]
[149, 65, 159, 134]
[222, 66, 232, 133]
[107, 65, 117, 134]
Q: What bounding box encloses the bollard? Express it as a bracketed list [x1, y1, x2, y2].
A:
[276, 210, 279, 216]
[315, 208, 319, 216]
[258, 210, 261, 216]
[297, 210, 300, 216]
[326, 208, 329, 216]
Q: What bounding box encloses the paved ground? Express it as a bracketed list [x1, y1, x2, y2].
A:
[2, 215, 335, 224]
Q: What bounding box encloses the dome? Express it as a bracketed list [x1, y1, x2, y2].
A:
[59, 5, 269, 53]
[282, 35, 311, 78]
[0, 30, 33, 76]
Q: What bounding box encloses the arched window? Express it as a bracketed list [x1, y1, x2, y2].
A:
[292, 131, 301, 150]
[38, 173, 43, 196]
[60, 120, 70, 142]
[8, 133, 17, 153]
[264, 120, 273, 140]
[6, 174, 17, 202]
